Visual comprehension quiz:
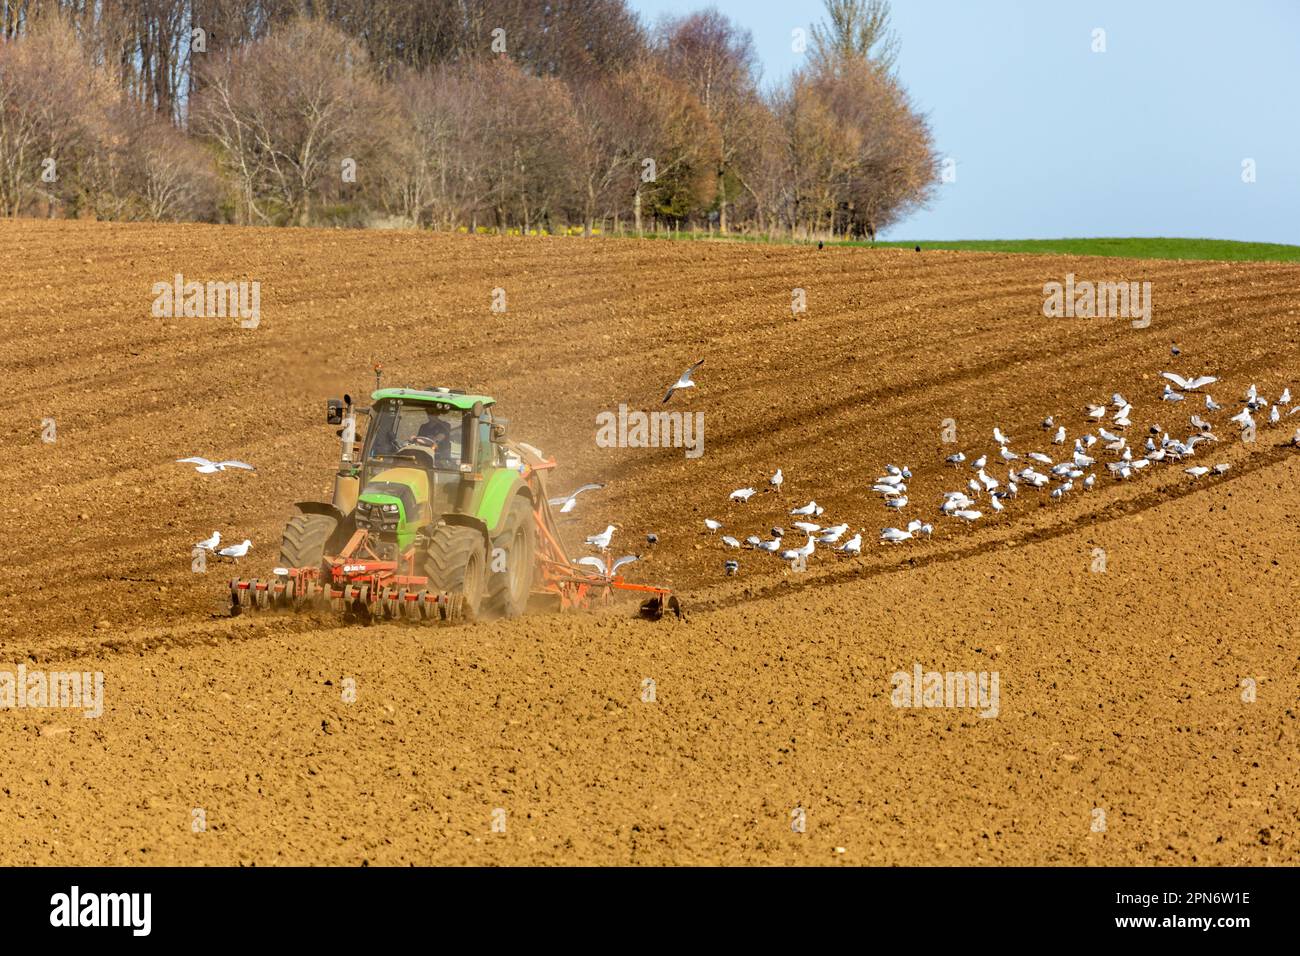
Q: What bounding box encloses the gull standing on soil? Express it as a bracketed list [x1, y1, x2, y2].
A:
[218, 539, 252, 561]
[548, 483, 604, 514]
[730, 487, 756, 502]
[790, 501, 819, 516]
[195, 531, 221, 551]
[880, 527, 912, 544]
[769, 468, 783, 491]
[704, 519, 722, 532]
[662, 359, 705, 403]
[177, 457, 256, 474]
[586, 525, 617, 550]
[781, 537, 816, 562]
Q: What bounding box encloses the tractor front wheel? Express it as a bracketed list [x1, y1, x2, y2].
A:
[421, 525, 487, 622]
[278, 512, 338, 572]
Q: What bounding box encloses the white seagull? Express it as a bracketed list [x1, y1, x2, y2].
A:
[577, 554, 639, 577]
[769, 468, 784, 490]
[177, 457, 256, 474]
[730, 487, 757, 502]
[218, 538, 252, 561]
[548, 483, 604, 514]
[704, 518, 722, 532]
[1162, 372, 1217, 392]
[586, 525, 617, 549]
[195, 531, 221, 551]
[839, 533, 863, 554]
[662, 358, 705, 403]
[790, 501, 819, 516]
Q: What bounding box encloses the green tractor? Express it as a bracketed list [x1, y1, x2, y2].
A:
[230, 379, 679, 623]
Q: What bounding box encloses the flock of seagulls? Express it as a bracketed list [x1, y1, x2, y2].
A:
[645, 367, 1298, 576]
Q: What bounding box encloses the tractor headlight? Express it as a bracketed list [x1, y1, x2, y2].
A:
[356, 501, 400, 533]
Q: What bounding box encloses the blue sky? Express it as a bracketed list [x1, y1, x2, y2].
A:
[630, 0, 1300, 243]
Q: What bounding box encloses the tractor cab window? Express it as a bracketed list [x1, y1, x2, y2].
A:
[366, 402, 463, 468]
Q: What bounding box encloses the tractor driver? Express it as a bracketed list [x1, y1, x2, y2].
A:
[411, 410, 455, 467]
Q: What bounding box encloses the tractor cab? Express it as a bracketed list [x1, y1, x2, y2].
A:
[341, 389, 502, 554]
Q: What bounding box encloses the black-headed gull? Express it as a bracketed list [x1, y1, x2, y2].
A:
[177, 457, 256, 474]
[548, 483, 604, 514]
[218, 538, 252, 560]
[781, 537, 815, 561]
[662, 359, 704, 403]
[578, 554, 639, 576]
[1162, 372, 1216, 391]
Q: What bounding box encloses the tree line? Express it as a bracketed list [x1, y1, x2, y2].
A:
[0, 0, 939, 239]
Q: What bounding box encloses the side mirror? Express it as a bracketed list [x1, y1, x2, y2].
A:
[326, 398, 344, 425]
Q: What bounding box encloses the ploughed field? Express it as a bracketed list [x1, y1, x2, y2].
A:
[0, 219, 1296, 865]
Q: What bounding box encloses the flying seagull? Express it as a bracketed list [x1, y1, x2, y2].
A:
[177, 457, 256, 474]
[548, 483, 604, 514]
[662, 359, 704, 403]
[1162, 372, 1217, 392]
[577, 554, 638, 577]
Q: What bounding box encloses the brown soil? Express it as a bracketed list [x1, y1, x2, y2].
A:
[1, 220, 1296, 865]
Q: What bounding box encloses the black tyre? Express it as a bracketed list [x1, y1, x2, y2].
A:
[421, 524, 487, 621]
[278, 512, 339, 570]
[485, 495, 536, 619]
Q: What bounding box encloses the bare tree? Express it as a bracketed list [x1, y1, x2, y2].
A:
[192, 16, 393, 225]
[653, 9, 760, 233]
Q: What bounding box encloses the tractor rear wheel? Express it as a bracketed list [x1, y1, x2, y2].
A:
[421, 525, 487, 622]
[486, 495, 536, 619]
[278, 512, 338, 571]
